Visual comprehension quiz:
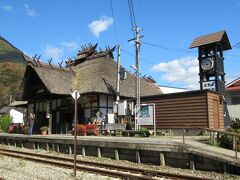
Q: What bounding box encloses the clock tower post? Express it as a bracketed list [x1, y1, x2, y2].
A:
[190, 31, 231, 93]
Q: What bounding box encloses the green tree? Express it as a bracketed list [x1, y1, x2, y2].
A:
[0, 115, 12, 132]
[0, 62, 25, 108]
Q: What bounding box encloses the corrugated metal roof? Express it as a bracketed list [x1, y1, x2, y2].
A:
[225, 86, 240, 91]
[190, 30, 232, 50]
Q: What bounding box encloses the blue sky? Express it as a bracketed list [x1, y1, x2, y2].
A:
[1, 0, 240, 89]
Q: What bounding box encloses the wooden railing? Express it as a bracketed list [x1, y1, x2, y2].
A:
[178, 124, 240, 159]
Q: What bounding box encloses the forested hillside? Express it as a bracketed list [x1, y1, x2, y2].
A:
[0, 36, 26, 108]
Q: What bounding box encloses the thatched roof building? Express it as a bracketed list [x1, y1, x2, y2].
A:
[22, 44, 162, 99]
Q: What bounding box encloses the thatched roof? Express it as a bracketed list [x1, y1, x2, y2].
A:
[23, 60, 74, 95]
[22, 48, 162, 99]
[72, 57, 162, 97]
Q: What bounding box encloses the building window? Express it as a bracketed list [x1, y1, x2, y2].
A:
[232, 97, 240, 105]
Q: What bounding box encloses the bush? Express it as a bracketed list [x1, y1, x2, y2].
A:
[23, 126, 29, 134]
[0, 115, 12, 132]
[231, 118, 240, 132]
[217, 119, 240, 150]
[140, 127, 148, 131]
[40, 126, 48, 131]
[218, 133, 233, 149]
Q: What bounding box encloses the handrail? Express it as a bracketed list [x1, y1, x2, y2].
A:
[176, 123, 239, 158]
[177, 123, 240, 137]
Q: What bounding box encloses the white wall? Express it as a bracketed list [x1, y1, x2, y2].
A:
[10, 109, 24, 124]
[160, 86, 188, 94]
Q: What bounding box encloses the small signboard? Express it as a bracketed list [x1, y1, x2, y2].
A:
[136, 104, 154, 125]
[105, 123, 126, 131]
[202, 81, 215, 91]
[71, 90, 80, 100]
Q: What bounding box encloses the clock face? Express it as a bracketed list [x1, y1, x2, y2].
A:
[201, 58, 214, 71]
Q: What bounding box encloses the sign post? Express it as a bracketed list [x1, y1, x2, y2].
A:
[136, 103, 156, 136]
[71, 90, 80, 177]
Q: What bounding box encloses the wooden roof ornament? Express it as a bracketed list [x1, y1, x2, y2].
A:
[190, 30, 232, 50]
[87, 46, 116, 60]
[76, 43, 98, 60]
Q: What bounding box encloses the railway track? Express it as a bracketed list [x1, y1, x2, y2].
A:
[0, 147, 213, 180]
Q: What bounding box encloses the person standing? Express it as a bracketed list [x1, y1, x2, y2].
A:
[28, 113, 35, 135]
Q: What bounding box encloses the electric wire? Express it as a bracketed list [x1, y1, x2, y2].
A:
[130, 0, 137, 28]
[109, 0, 118, 44]
[127, 0, 136, 37]
[142, 41, 195, 54]
[121, 48, 155, 65]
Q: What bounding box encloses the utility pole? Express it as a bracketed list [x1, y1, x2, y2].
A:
[115, 45, 121, 124]
[116, 45, 120, 102]
[129, 26, 143, 130]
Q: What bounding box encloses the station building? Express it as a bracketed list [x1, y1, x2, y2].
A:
[20, 44, 162, 134]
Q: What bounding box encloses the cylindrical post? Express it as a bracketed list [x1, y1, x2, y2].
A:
[46, 143, 49, 151]
[182, 128, 185, 144]
[136, 150, 141, 164]
[234, 136, 238, 158]
[69, 145, 72, 155]
[97, 147, 101, 158]
[57, 144, 60, 153]
[153, 104, 156, 137]
[213, 132, 215, 147]
[82, 147, 86, 156]
[115, 149, 119, 160]
[160, 152, 165, 166]
[116, 45, 120, 102]
[190, 160, 195, 170]
[73, 91, 78, 177]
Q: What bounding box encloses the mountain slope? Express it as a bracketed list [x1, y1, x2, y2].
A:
[0, 36, 26, 65]
[0, 36, 26, 108]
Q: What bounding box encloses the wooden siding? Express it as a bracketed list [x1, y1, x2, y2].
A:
[141, 90, 224, 129]
[207, 92, 224, 129]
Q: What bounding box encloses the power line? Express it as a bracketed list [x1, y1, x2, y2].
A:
[109, 0, 118, 44]
[121, 48, 155, 65]
[129, 0, 137, 28]
[127, 0, 136, 37]
[232, 42, 240, 48]
[142, 41, 195, 54]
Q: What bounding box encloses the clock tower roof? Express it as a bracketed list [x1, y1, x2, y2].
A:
[190, 30, 232, 51]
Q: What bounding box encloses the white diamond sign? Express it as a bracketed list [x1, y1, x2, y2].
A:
[71, 90, 80, 100]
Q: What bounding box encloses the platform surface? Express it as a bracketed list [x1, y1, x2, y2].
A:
[0, 133, 239, 166]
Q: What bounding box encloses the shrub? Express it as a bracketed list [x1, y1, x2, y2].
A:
[22, 126, 29, 134]
[231, 118, 240, 132]
[40, 126, 48, 131]
[140, 127, 148, 132]
[0, 115, 12, 132]
[217, 119, 240, 150]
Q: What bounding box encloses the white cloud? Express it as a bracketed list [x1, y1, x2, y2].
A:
[24, 4, 39, 17]
[60, 41, 78, 51]
[151, 57, 199, 90]
[88, 16, 113, 37]
[2, 5, 13, 12]
[43, 44, 63, 61]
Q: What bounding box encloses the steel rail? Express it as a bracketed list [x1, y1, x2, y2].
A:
[0, 148, 213, 180]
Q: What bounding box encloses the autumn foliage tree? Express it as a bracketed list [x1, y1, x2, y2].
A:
[0, 62, 25, 108]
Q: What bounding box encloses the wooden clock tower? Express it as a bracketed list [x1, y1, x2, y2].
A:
[190, 31, 231, 93]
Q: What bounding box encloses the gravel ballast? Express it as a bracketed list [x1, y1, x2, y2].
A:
[0, 145, 239, 180]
